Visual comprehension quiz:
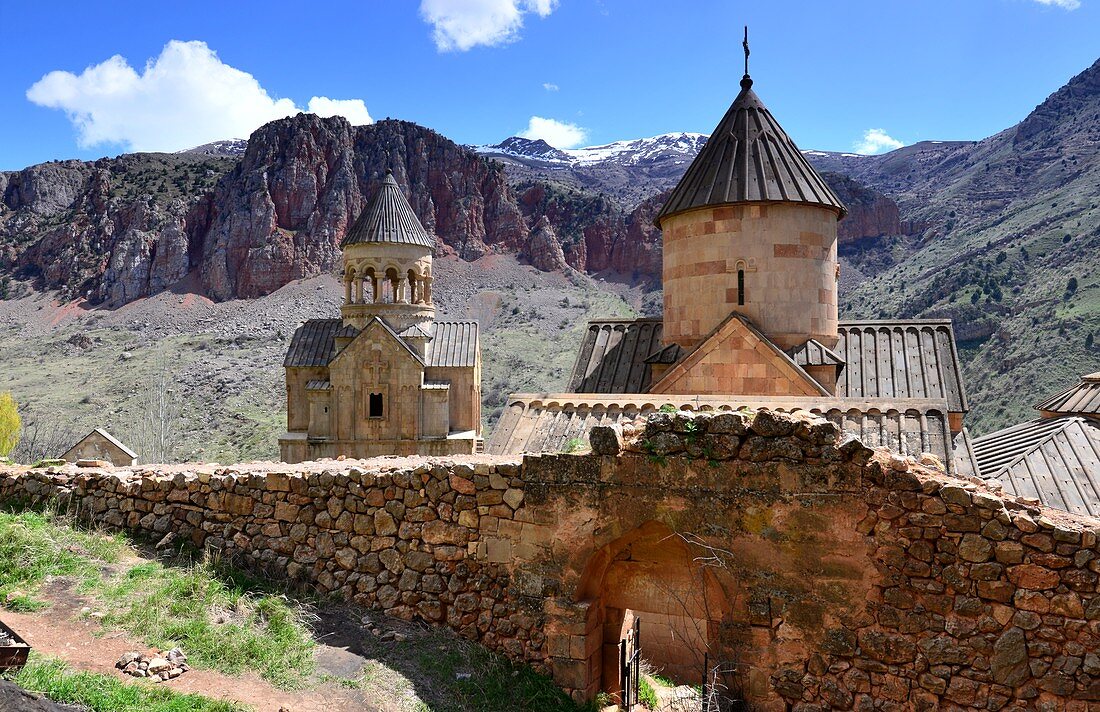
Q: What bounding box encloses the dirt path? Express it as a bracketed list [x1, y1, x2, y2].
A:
[3, 609, 380, 712]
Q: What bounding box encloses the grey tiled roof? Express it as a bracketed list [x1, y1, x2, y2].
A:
[835, 321, 968, 412]
[284, 319, 342, 367]
[972, 416, 1100, 517]
[426, 321, 479, 368]
[1036, 372, 1100, 417]
[656, 75, 846, 225]
[788, 339, 845, 368]
[486, 394, 957, 470]
[341, 170, 434, 249]
[287, 318, 479, 370]
[567, 319, 666, 393]
[305, 379, 332, 391]
[565, 318, 968, 412]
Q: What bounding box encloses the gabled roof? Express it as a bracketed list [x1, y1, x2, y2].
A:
[972, 416, 1100, 517]
[648, 312, 828, 397]
[90, 428, 137, 459]
[788, 339, 845, 369]
[426, 321, 479, 368]
[835, 321, 968, 412]
[285, 319, 342, 367]
[567, 319, 666, 393]
[286, 318, 478, 370]
[341, 169, 434, 249]
[563, 318, 968, 411]
[1036, 372, 1100, 417]
[656, 74, 846, 225]
[330, 316, 425, 368]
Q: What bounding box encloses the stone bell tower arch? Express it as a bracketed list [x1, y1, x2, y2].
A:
[340, 169, 435, 333]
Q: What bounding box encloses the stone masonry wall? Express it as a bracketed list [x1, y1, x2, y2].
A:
[2, 409, 1100, 711]
[0, 458, 547, 665]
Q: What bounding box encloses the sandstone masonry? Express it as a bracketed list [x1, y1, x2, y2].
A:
[2, 410, 1099, 710]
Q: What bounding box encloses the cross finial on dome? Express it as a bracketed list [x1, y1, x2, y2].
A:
[741, 26, 752, 90]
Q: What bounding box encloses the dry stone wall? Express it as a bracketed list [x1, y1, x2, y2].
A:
[2, 409, 1100, 711]
[0, 458, 547, 665]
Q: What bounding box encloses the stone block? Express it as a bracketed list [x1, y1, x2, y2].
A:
[588, 424, 623, 456]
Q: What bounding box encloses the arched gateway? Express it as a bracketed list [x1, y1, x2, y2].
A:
[574, 521, 734, 698]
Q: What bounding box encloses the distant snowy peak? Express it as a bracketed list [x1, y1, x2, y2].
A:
[484, 136, 574, 164]
[177, 139, 249, 158]
[474, 132, 709, 168]
[565, 132, 709, 166]
[475, 132, 885, 172]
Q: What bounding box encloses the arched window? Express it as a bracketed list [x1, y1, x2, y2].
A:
[737, 269, 745, 306]
[408, 269, 418, 304]
[364, 267, 377, 304]
[369, 393, 384, 418]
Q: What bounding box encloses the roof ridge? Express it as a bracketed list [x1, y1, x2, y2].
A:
[91, 428, 138, 459]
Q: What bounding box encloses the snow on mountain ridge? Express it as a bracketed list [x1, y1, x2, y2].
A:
[473, 132, 710, 168]
[564, 132, 709, 165]
[177, 139, 249, 157]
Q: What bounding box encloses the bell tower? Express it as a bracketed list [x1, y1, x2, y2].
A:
[340, 169, 435, 333]
[656, 33, 846, 352]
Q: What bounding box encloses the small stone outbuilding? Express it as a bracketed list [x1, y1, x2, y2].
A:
[61, 428, 137, 467]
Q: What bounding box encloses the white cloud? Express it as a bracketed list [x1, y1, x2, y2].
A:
[1030, 0, 1080, 9]
[518, 116, 587, 148]
[26, 40, 372, 152]
[419, 0, 558, 52]
[853, 128, 904, 155]
[305, 97, 372, 126]
[542, 82, 559, 92]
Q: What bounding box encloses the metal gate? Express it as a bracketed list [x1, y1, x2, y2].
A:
[620, 617, 641, 708]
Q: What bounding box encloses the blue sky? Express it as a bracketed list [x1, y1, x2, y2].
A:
[1, 0, 1098, 170]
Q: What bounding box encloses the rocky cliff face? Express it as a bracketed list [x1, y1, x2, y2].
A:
[823, 171, 919, 243]
[199, 115, 530, 299]
[1, 113, 907, 304]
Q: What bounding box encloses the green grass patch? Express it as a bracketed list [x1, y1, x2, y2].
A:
[6, 653, 247, 712]
[638, 676, 659, 709]
[384, 630, 591, 711]
[0, 510, 126, 606]
[0, 510, 314, 689]
[92, 559, 315, 689]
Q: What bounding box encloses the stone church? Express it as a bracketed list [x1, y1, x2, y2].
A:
[488, 65, 972, 471]
[279, 170, 481, 462]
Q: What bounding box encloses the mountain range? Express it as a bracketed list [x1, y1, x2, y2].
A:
[1, 56, 1098, 459]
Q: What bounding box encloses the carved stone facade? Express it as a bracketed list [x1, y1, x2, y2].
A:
[279, 170, 481, 462]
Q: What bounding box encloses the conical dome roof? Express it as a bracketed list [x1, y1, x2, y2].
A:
[342, 170, 434, 249]
[657, 75, 846, 224]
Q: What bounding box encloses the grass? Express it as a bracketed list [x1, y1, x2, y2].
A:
[369, 629, 589, 712]
[0, 510, 315, 689]
[93, 561, 316, 688]
[0, 510, 126, 608]
[5, 653, 246, 712]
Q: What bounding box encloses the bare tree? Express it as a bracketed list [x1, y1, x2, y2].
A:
[12, 415, 80, 464]
[122, 352, 183, 464]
